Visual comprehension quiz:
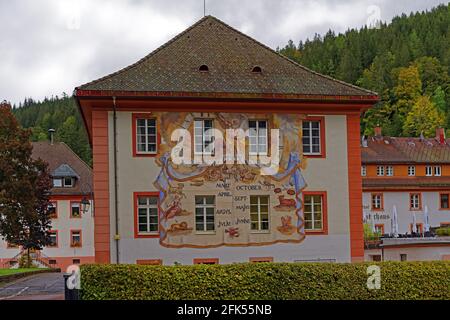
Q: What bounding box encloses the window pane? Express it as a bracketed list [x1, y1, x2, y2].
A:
[205, 196, 215, 205]
[53, 179, 62, 187]
[71, 203, 80, 217]
[206, 208, 214, 217]
[204, 120, 213, 129]
[259, 196, 269, 205]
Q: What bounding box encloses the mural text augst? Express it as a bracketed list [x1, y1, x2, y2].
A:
[151, 112, 309, 248]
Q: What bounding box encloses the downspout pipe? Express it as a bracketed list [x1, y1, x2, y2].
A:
[113, 96, 120, 264]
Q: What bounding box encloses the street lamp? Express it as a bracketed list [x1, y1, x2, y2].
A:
[80, 196, 90, 215]
[80, 182, 93, 216]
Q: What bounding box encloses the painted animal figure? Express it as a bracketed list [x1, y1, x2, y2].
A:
[165, 198, 182, 219]
[278, 195, 296, 207]
[225, 227, 239, 238]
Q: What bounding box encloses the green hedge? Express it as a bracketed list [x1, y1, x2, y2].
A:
[80, 261, 450, 300]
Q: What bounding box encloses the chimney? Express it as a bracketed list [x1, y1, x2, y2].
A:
[436, 127, 446, 144]
[48, 129, 55, 145]
[374, 125, 382, 137]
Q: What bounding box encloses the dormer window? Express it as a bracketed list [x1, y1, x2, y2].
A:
[63, 177, 74, 187]
[53, 178, 62, 187]
[52, 177, 74, 188]
[199, 65, 209, 72]
[252, 66, 262, 73]
[51, 164, 79, 188]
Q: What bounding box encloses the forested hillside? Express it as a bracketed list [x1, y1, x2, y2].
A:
[279, 4, 449, 137]
[11, 4, 450, 163]
[12, 95, 91, 165]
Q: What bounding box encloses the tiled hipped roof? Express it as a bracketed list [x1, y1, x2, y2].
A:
[362, 136, 450, 164]
[76, 16, 376, 98]
[362, 136, 450, 190]
[31, 141, 92, 196]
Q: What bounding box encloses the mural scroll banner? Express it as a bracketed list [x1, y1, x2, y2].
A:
[153, 112, 307, 248]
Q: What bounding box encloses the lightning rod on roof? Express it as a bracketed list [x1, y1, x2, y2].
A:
[204, 0, 206, 16]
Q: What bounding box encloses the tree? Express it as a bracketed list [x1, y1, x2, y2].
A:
[413, 56, 449, 95]
[0, 102, 53, 266]
[431, 86, 447, 114]
[403, 96, 444, 137]
[357, 52, 396, 100]
[392, 65, 422, 118]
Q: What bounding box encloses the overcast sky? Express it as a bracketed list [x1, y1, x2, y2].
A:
[0, 0, 447, 105]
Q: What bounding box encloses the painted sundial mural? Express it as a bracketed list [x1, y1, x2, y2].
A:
[152, 112, 308, 248]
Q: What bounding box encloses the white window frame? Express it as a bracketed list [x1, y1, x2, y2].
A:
[194, 119, 214, 155]
[386, 166, 394, 176]
[374, 224, 384, 235]
[49, 232, 57, 247]
[410, 193, 421, 210]
[195, 196, 215, 233]
[302, 120, 321, 155]
[434, 166, 441, 176]
[53, 178, 62, 187]
[136, 118, 158, 154]
[248, 120, 268, 156]
[376, 166, 385, 176]
[425, 165, 433, 176]
[408, 166, 416, 176]
[137, 196, 159, 235]
[304, 195, 323, 231]
[70, 202, 81, 218]
[250, 195, 270, 232]
[71, 231, 81, 246]
[372, 194, 382, 210]
[63, 177, 73, 187]
[361, 165, 367, 177]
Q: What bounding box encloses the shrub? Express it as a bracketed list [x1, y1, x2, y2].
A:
[436, 227, 450, 236]
[18, 254, 36, 269]
[80, 261, 450, 300]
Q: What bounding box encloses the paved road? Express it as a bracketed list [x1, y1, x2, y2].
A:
[0, 272, 64, 300]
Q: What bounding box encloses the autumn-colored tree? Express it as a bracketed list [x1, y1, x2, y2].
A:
[0, 101, 52, 266]
[403, 96, 444, 137]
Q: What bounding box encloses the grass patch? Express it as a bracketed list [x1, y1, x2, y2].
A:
[0, 268, 41, 277]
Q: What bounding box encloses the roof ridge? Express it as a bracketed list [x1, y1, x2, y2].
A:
[76, 16, 210, 90]
[205, 16, 378, 96]
[58, 141, 93, 171]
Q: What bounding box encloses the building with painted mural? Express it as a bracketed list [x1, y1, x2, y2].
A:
[74, 16, 378, 265]
[362, 127, 450, 262]
[0, 141, 95, 270]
